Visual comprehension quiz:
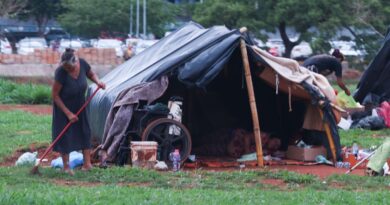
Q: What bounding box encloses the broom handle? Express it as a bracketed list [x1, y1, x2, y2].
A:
[37, 87, 101, 164]
[345, 150, 376, 174]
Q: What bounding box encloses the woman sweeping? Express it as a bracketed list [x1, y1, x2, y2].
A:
[52, 48, 105, 175]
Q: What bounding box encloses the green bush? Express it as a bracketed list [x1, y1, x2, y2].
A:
[0, 79, 51, 104]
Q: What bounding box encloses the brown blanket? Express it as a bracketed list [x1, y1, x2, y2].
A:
[99, 76, 169, 161]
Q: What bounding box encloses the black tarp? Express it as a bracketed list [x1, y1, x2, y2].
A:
[87, 22, 241, 139]
[354, 29, 390, 104]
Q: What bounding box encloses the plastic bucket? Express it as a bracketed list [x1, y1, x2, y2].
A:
[130, 141, 157, 168]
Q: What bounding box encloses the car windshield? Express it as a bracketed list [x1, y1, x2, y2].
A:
[48, 30, 66, 35]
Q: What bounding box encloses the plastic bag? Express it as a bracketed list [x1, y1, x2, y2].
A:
[351, 116, 386, 130]
[50, 151, 84, 169]
[15, 152, 37, 166]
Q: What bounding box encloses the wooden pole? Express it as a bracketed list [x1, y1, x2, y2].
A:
[319, 109, 337, 163]
[239, 35, 264, 167]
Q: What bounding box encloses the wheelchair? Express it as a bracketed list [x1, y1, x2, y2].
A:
[120, 101, 192, 165]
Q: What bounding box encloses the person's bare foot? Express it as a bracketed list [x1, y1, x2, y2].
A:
[81, 164, 93, 171]
[64, 169, 75, 176]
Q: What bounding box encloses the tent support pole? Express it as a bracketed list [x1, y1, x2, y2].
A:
[319, 109, 337, 163]
[239, 38, 264, 167]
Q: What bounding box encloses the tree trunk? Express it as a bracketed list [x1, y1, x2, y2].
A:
[35, 15, 48, 37]
[278, 21, 300, 58]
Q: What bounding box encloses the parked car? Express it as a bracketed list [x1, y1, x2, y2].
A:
[0, 37, 13, 54]
[95, 39, 124, 57]
[291, 41, 313, 58]
[58, 39, 83, 53]
[17, 37, 48, 55]
[44, 29, 69, 43]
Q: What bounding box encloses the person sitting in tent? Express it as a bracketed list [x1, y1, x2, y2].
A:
[366, 138, 390, 176]
[303, 49, 351, 96]
[123, 44, 134, 61]
[192, 128, 281, 158]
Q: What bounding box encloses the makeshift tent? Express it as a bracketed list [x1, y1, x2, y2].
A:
[354, 29, 390, 104]
[87, 22, 342, 165]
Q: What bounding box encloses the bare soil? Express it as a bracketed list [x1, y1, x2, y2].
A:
[0, 104, 52, 115]
[261, 178, 287, 188]
[0, 143, 59, 167]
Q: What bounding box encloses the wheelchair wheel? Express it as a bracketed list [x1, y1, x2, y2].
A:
[141, 118, 192, 163]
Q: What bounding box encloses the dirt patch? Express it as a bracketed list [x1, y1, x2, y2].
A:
[268, 164, 365, 179]
[261, 178, 287, 188]
[52, 179, 103, 187]
[329, 181, 346, 189]
[343, 69, 362, 80]
[1, 142, 366, 179]
[117, 182, 152, 187]
[0, 104, 52, 115]
[0, 143, 59, 167]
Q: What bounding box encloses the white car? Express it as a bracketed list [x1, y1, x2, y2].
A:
[329, 40, 366, 57]
[291, 42, 313, 58]
[17, 38, 47, 55]
[134, 39, 158, 55]
[95, 39, 124, 57]
[0, 37, 13, 54]
[58, 39, 83, 53]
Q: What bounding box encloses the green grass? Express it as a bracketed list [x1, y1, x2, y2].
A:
[339, 129, 389, 148]
[1, 108, 390, 204]
[0, 78, 51, 104]
[0, 111, 51, 161]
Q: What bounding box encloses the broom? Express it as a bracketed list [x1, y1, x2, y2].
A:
[30, 86, 101, 175]
[345, 150, 376, 174]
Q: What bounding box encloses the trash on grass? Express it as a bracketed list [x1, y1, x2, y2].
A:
[315, 155, 333, 165]
[154, 161, 168, 171]
[15, 151, 37, 166]
[50, 151, 83, 169]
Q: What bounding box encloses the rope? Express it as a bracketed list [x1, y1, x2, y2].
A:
[288, 85, 292, 112]
[275, 73, 279, 95]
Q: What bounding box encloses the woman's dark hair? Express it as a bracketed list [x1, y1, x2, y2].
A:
[61, 48, 76, 65]
[331, 49, 345, 61]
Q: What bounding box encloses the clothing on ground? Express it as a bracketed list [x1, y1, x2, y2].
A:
[367, 138, 390, 173]
[99, 76, 169, 161]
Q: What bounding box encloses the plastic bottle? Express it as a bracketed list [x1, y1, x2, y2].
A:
[169, 149, 181, 172]
[352, 142, 359, 159]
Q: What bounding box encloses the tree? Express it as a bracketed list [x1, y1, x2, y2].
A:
[59, 0, 178, 38]
[192, 0, 369, 58]
[341, 0, 390, 60]
[17, 0, 62, 36]
[0, 0, 27, 17]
